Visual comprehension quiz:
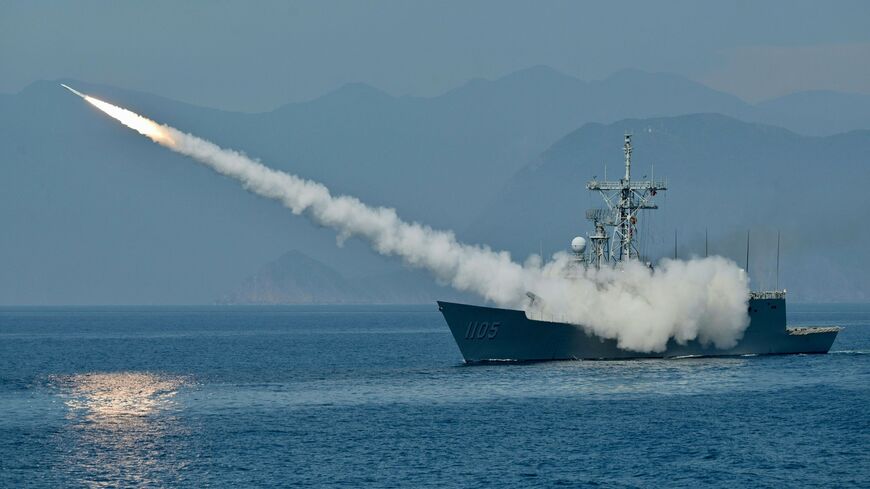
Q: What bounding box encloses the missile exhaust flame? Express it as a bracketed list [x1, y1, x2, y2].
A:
[62, 84, 176, 146]
[60, 84, 751, 353]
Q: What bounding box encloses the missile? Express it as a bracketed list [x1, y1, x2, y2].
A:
[60, 83, 86, 99]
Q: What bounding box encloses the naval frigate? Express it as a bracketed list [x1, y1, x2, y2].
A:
[438, 135, 840, 362]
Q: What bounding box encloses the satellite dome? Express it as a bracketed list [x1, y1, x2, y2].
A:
[571, 236, 586, 253]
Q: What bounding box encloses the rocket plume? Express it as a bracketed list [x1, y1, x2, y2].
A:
[66, 86, 750, 353]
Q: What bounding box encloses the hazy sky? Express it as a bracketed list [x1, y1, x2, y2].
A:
[2, 0, 869, 111]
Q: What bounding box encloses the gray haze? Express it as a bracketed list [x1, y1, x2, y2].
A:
[2, 71, 870, 304]
[2, 2, 870, 304]
[2, 1, 870, 111]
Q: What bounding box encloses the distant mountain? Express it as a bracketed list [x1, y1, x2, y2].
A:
[2, 67, 869, 304]
[466, 114, 870, 302]
[220, 250, 467, 304]
[755, 90, 870, 137]
[220, 250, 359, 304]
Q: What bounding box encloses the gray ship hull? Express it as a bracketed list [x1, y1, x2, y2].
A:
[438, 297, 839, 362]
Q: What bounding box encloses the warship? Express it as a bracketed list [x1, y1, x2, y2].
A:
[438, 135, 840, 362]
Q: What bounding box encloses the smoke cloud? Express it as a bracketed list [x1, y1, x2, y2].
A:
[78, 93, 750, 353]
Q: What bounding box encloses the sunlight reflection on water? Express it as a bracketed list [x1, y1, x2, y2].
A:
[52, 372, 189, 488]
[59, 372, 183, 419]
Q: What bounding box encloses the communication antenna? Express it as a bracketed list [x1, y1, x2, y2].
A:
[705, 228, 709, 258]
[745, 230, 751, 275]
[673, 229, 678, 260]
[776, 231, 781, 290]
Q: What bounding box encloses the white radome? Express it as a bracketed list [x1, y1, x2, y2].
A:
[571, 236, 586, 253]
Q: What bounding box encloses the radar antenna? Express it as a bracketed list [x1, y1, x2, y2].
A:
[585, 134, 667, 264]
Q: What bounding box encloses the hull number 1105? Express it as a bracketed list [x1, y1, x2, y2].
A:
[464, 321, 500, 339]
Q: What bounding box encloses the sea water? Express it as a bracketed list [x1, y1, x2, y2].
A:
[1, 304, 867, 488]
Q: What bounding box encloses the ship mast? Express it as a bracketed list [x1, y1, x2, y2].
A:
[619, 134, 634, 260]
[585, 134, 666, 264]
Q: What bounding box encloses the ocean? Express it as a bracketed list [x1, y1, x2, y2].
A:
[1, 304, 867, 488]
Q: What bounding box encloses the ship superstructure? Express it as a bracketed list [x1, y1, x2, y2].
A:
[438, 135, 841, 362]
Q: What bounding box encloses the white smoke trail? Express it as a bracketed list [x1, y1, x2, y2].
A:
[79, 93, 750, 352]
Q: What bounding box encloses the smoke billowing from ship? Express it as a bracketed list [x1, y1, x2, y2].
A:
[68, 87, 751, 353]
[528, 254, 750, 351]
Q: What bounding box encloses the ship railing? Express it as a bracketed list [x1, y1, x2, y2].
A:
[750, 290, 786, 300]
[527, 311, 577, 324]
[586, 179, 668, 190]
[585, 208, 615, 221]
[787, 326, 842, 335]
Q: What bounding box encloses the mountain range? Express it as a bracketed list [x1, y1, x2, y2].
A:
[1, 67, 868, 304]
